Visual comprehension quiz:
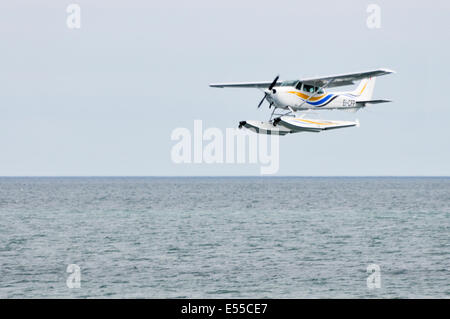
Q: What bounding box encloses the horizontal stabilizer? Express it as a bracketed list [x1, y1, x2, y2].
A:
[356, 99, 391, 105]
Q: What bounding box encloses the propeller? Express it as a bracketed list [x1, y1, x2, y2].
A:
[257, 75, 279, 108]
[238, 121, 247, 129]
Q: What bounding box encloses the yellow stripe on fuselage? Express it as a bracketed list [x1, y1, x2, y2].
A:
[287, 91, 326, 102]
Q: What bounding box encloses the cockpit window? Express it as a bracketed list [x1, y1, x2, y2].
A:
[303, 84, 324, 94]
[303, 84, 315, 93]
[280, 80, 324, 94]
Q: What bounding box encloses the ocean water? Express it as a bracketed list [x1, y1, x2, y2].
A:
[0, 177, 448, 298]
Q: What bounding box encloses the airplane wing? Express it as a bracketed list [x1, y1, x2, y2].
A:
[209, 81, 275, 88]
[300, 68, 394, 88]
[209, 68, 394, 89]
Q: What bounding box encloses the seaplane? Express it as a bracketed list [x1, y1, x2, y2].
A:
[210, 68, 394, 135]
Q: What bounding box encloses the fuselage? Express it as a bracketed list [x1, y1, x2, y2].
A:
[266, 85, 359, 111]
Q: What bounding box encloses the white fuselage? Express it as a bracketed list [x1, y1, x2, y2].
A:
[266, 86, 358, 111]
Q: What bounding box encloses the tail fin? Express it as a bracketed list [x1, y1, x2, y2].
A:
[352, 77, 376, 101]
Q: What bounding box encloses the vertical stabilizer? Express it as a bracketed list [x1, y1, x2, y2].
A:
[353, 77, 376, 101]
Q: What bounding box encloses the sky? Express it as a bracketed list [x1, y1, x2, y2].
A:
[0, 0, 449, 176]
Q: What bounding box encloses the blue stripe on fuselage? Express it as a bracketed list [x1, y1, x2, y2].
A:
[306, 94, 334, 106]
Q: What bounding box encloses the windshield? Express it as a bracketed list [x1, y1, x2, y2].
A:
[281, 80, 298, 87]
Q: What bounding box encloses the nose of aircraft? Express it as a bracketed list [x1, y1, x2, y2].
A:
[257, 75, 279, 109]
[264, 89, 273, 101]
[264, 88, 277, 103]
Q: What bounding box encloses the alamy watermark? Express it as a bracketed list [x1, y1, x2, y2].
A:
[66, 264, 81, 288]
[66, 4, 81, 29]
[170, 120, 280, 175]
[367, 264, 381, 289]
[366, 4, 381, 29]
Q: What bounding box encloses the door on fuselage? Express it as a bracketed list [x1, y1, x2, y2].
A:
[292, 82, 326, 107]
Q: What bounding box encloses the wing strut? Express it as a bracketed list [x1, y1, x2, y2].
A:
[296, 78, 335, 110]
[271, 79, 335, 125]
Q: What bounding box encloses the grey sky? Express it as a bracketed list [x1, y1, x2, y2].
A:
[0, 0, 449, 176]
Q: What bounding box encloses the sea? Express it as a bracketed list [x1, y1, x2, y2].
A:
[0, 177, 448, 298]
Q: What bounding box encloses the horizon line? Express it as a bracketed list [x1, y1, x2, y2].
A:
[0, 175, 449, 178]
